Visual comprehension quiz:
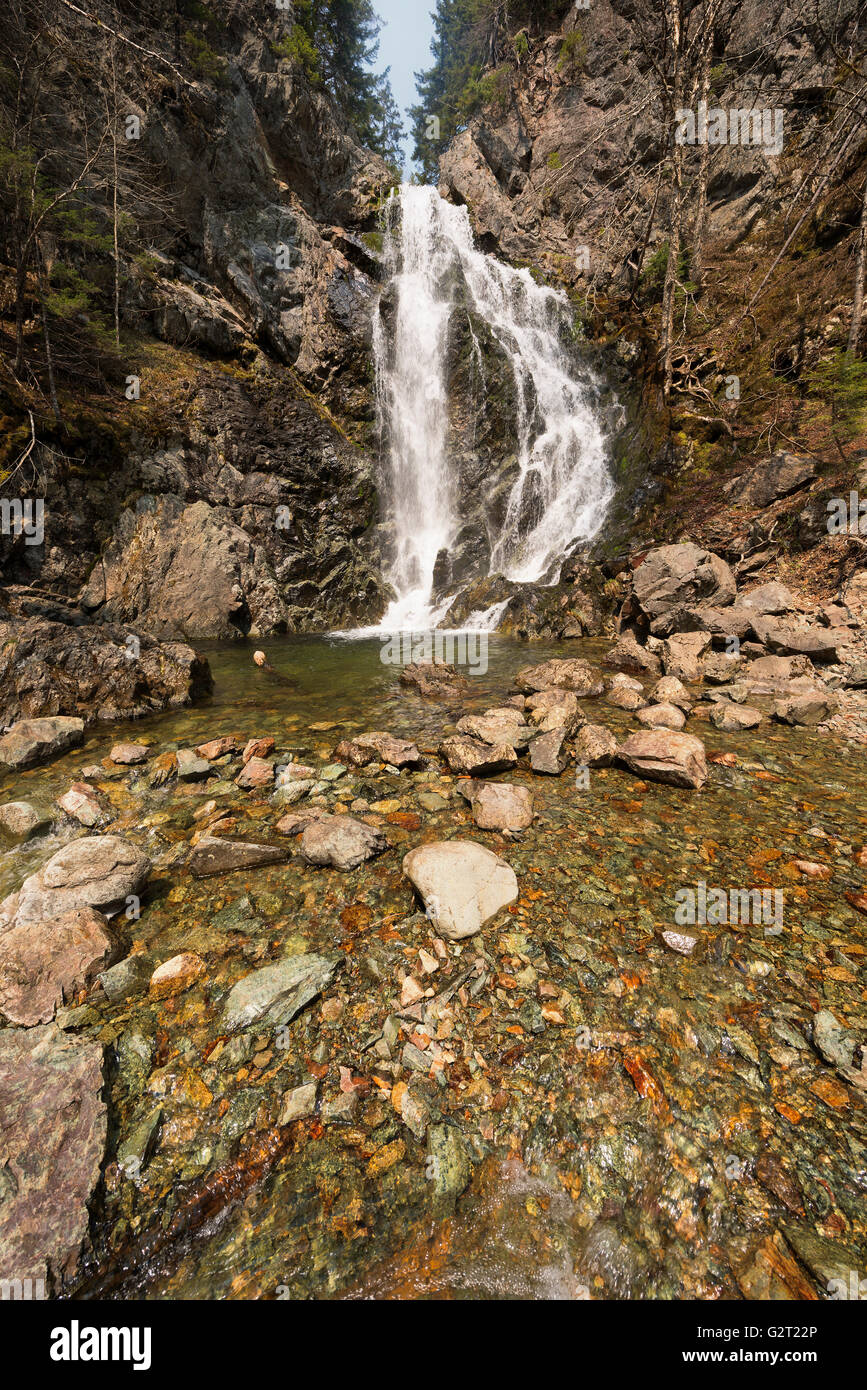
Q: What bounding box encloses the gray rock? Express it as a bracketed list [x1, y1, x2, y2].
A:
[117, 1108, 163, 1182]
[176, 748, 212, 781]
[812, 1010, 857, 1071]
[529, 727, 570, 774]
[98, 954, 153, 1004]
[189, 836, 289, 877]
[740, 581, 797, 614]
[0, 836, 151, 929]
[278, 1082, 318, 1124]
[223, 953, 341, 1032]
[403, 840, 518, 940]
[738, 451, 816, 507]
[299, 815, 387, 870]
[632, 544, 736, 620]
[0, 717, 84, 770]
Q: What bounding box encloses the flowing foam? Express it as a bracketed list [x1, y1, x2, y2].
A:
[374, 185, 614, 631]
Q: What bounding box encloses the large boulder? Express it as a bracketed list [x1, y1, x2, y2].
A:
[78, 494, 288, 641]
[0, 836, 151, 929]
[0, 908, 117, 1026]
[617, 730, 708, 790]
[334, 731, 423, 768]
[403, 840, 518, 940]
[0, 717, 83, 770]
[515, 658, 604, 697]
[440, 736, 517, 776]
[632, 544, 736, 622]
[737, 452, 817, 507]
[0, 1026, 106, 1286]
[0, 617, 212, 726]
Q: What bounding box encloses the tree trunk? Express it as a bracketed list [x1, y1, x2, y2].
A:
[846, 172, 867, 356]
[692, 5, 715, 289]
[37, 249, 62, 425]
[13, 251, 29, 377]
[660, 0, 685, 406]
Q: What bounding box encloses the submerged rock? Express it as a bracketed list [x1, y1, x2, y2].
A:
[617, 730, 708, 790]
[149, 953, 206, 1000]
[403, 840, 519, 940]
[399, 662, 469, 700]
[812, 1010, 857, 1071]
[223, 953, 341, 1032]
[515, 658, 604, 697]
[299, 815, 387, 870]
[0, 907, 117, 1026]
[0, 800, 50, 842]
[0, 716, 84, 770]
[0, 836, 151, 929]
[0, 1025, 106, 1285]
[189, 836, 288, 877]
[461, 781, 534, 831]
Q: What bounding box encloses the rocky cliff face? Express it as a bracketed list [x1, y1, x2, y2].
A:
[1, 1, 396, 640]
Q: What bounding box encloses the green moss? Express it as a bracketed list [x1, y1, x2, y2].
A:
[557, 29, 587, 76]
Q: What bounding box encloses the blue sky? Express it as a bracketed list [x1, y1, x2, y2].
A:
[373, 0, 436, 175]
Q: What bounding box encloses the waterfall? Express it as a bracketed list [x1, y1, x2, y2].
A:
[374, 184, 613, 631]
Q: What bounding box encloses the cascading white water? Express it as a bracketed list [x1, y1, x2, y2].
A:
[374, 184, 614, 630]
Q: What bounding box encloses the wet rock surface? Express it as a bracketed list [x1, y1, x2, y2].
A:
[0, 1026, 106, 1286]
[0, 633, 863, 1302]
